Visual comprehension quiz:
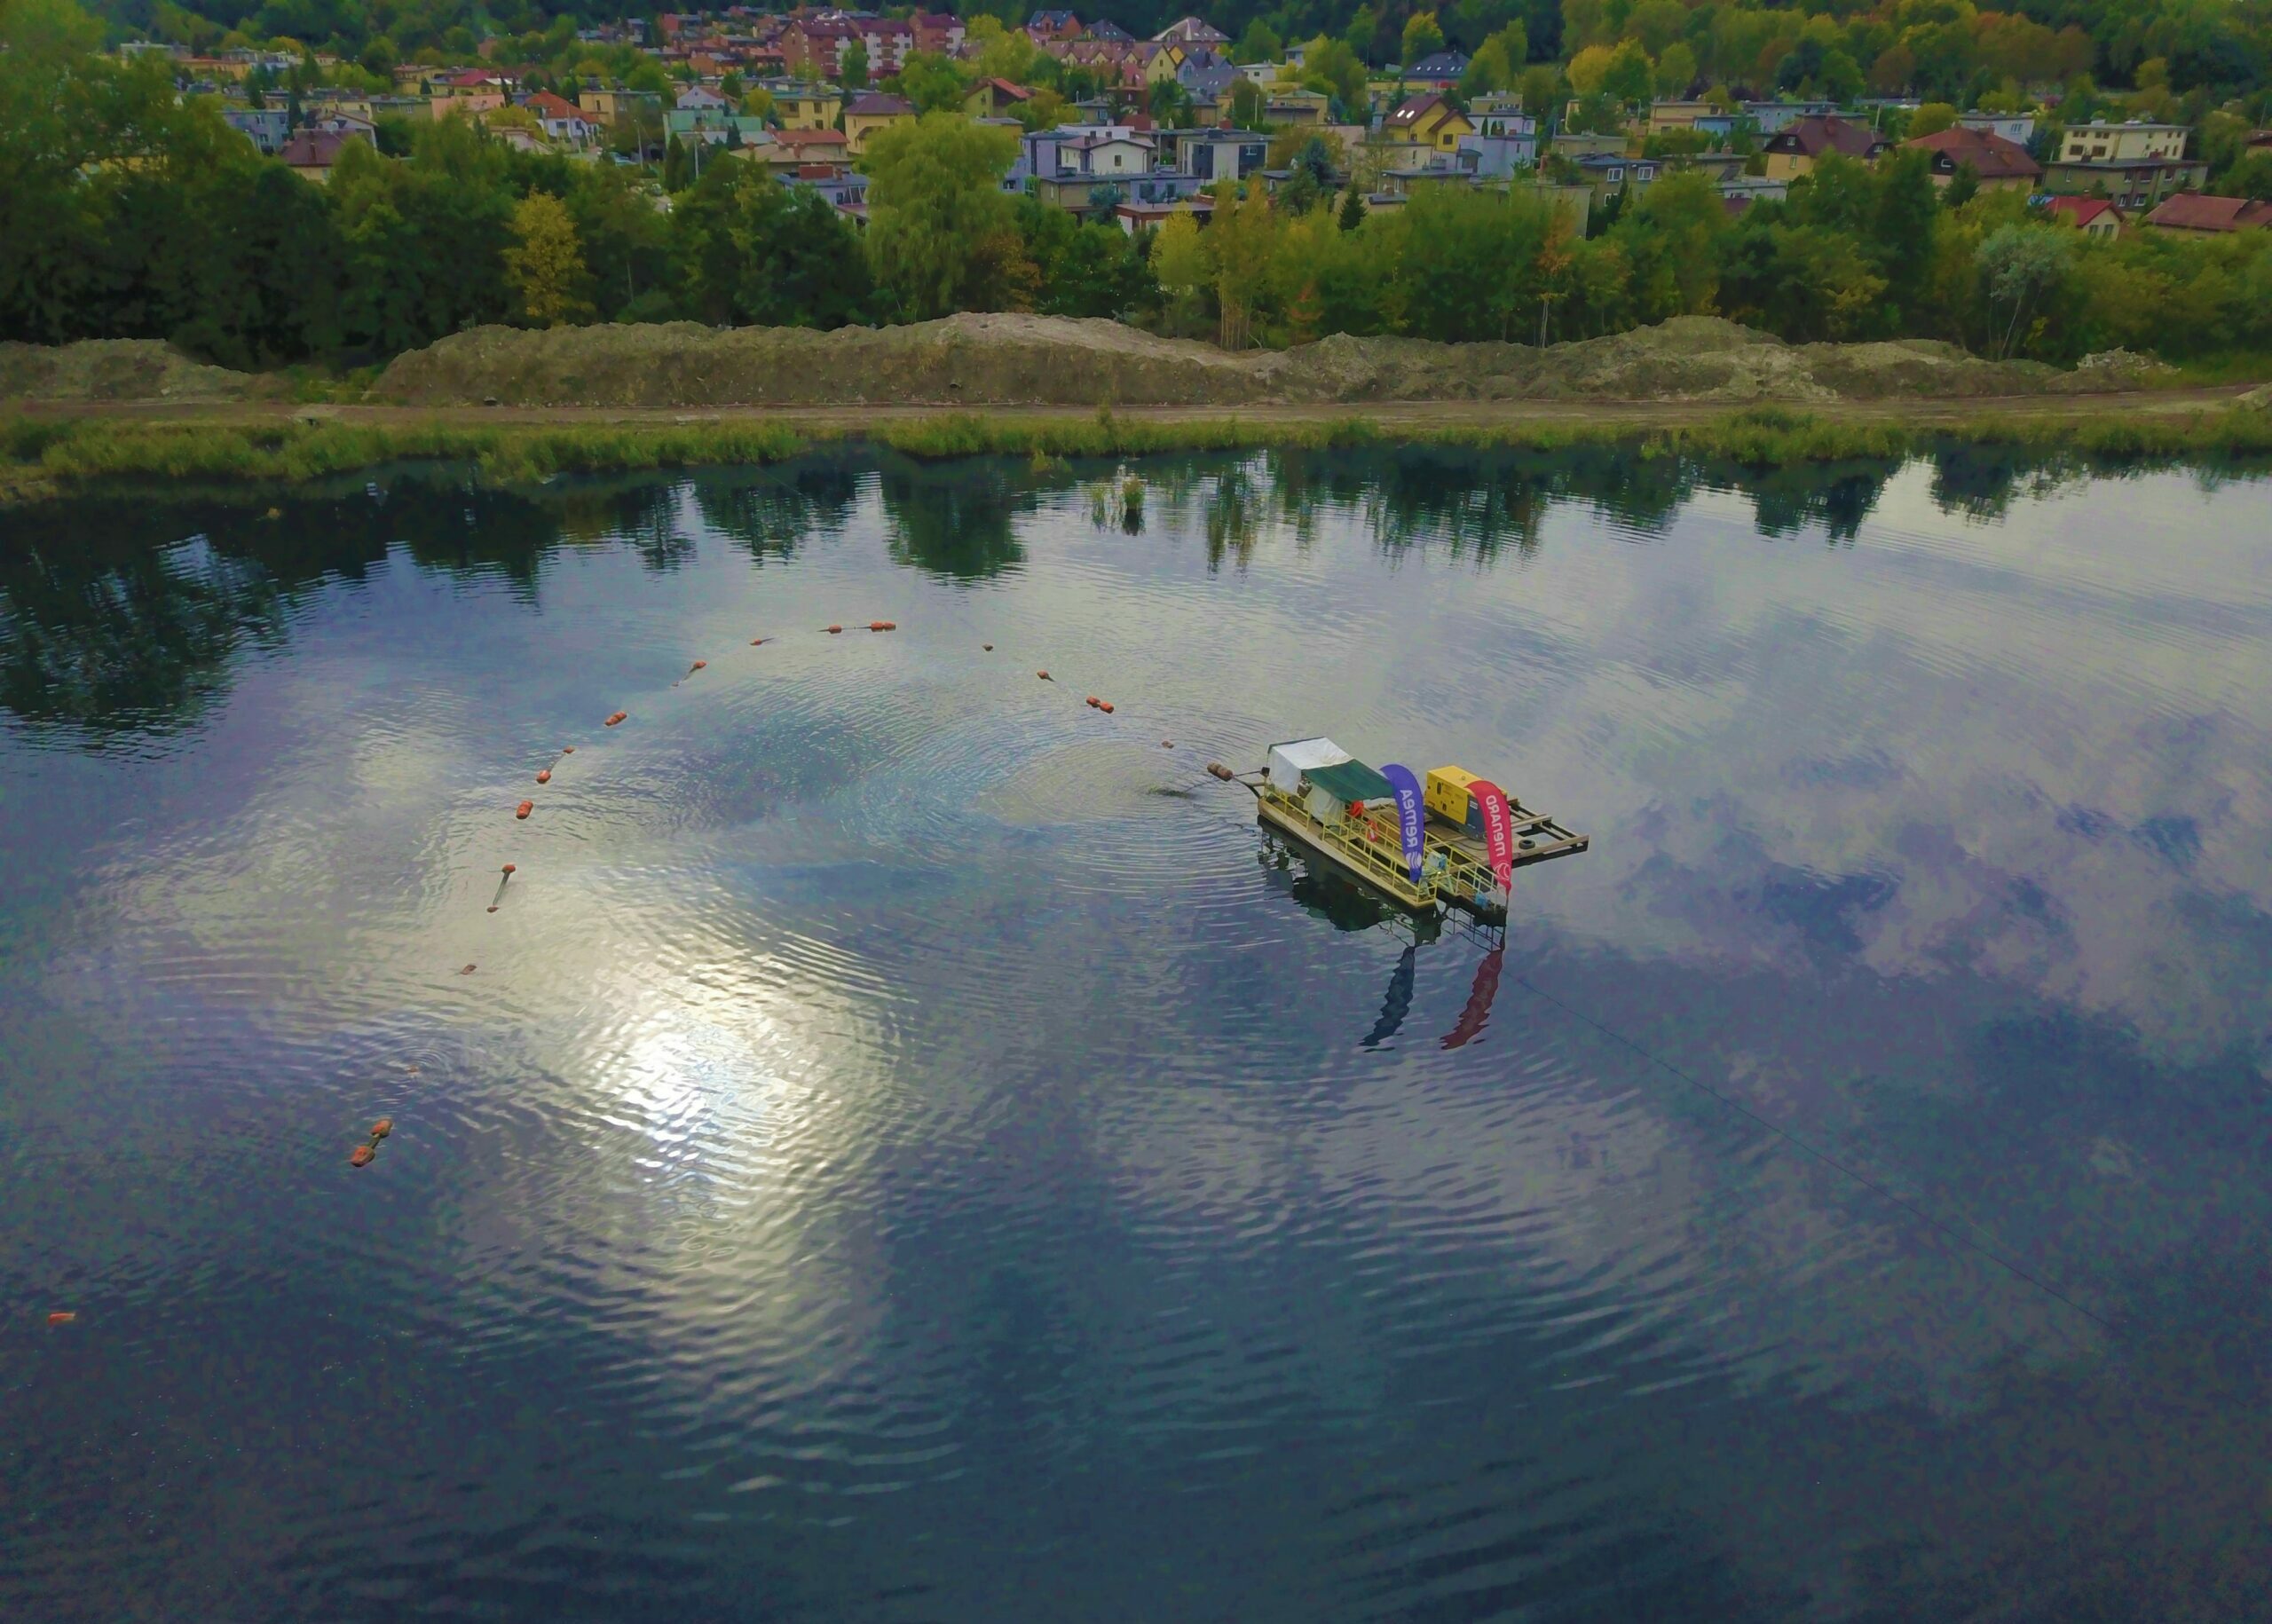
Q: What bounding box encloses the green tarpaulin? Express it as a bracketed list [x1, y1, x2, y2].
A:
[1306, 759, 1397, 803]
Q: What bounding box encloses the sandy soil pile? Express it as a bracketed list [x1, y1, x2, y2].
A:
[372, 313, 2124, 408]
[0, 339, 272, 402]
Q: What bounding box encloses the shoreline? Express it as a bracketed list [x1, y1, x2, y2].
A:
[5, 390, 2270, 504]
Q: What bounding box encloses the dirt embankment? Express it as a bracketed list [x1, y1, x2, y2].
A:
[0, 339, 279, 403]
[369, 313, 2172, 410]
[1, 317, 2193, 412]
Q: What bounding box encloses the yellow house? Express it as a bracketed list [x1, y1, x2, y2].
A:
[1264, 87, 1329, 126]
[767, 82, 842, 131]
[1382, 92, 1471, 153]
[842, 91, 915, 154]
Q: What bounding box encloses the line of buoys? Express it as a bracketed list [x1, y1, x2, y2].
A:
[516, 800, 533, 820]
[350, 1115, 391, 1169]
[488, 863, 515, 913]
[605, 712, 627, 727]
[868, 620, 896, 632]
[535, 769, 550, 784]
[48, 1311, 75, 1327]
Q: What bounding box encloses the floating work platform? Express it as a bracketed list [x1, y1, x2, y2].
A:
[1241, 738, 1588, 925]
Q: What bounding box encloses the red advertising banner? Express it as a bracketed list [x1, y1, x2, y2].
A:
[1470, 779, 1515, 893]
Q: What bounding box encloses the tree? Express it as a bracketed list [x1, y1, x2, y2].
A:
[1402, 11, 1446, 67]
[1233, 20, 1282, 65]
[1942, 162, 1980, 210]
[1976, 223, 2073, 358]
[1227, 77, 1263, 127]
[503, 192, 594, 325]
[662, 133, 690, 192]
[895, 51, 971, 114]
[1517, 63, 1562, 115]
[1300, 37, 1369, 115]
[671, 162, 871, 327]
[1463, 23, 1528, 95]
[1152, 76, 1196, 127]
[1654, 42, 1697, 97]
[860, 113, 1026, 319]
[841, 41, 869, 92]
[1339, 185, 1367, 230]
[1908, 102, 1960, 138]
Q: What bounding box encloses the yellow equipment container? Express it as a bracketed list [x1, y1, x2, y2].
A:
[1425, 767, 1489, 833]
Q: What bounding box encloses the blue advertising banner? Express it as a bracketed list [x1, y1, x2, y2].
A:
[1380, 763, 1426, 884]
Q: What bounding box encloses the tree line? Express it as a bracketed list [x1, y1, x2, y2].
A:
[7, 1, 2271, 372]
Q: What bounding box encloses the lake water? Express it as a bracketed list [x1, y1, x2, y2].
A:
[4, 445, 2270, 1621]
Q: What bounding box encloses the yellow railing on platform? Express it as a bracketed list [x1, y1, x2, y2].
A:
[1258, 785, 1503, 908]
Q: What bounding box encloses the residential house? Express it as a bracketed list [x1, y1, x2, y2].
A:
[1958, 112, 2035, 146]
[784, 162, 867, 222]
[1175, 128, 1267, 181]
[578, 86, 663, 127]
[1382, 93, 1472, 154]
[966, 78, 1033, 118]
[2042, 153, 2207, 210]
[523, 91, 598, 146]
[1574, 152, 1660, 207]
[911, 12, 965, 54]
[1154, 16, 1228, 45]
[843, 92, 915, 154]
[306, 108, 380, 140]
[1743, 99, 1835, 136]
[2143, 193, 2272, 233]
[856, 17, 917, 75]
[1647, 100, 1720, 134]
[1112, 193, 1214, 234]
[2060, 122, 2188, 163]
[2042, 196, 2123, 240]
[223, 106, 290, 154]
[278, 130, 353, 183]
[778, 18, 856, 80]
[1904, 125, 2040, 190]
[1028, 11, 1084, 43]
[1086, 19, 1134, 43]
[667, 109, 772, 149]
[1548, 128, 1628, 160]
[1176, 48, 1238, 101]
[675, 85, 730, 111]
[1761, 114, 1888, 179]
[1670, 151, 1747, 184]
[1264, 88, 1331, 127]
[1402, 51, 1469, 90]
[763, 82, 842, 131]
[763, 128, 852, 169]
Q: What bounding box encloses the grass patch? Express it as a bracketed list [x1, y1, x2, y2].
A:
[4, 403, 2268, 505]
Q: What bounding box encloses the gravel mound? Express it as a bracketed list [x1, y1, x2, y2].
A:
[0, 339, 272, 402]
[375, 313, 2113, 408]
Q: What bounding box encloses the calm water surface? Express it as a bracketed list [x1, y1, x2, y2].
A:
[4, 447, 2269, 1621]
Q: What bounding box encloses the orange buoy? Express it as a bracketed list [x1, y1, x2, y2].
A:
[461, 964, 477, 974]
[982, 643, 993, 651]
[561, 746, 574, 755]
[1085, 696, 1100, 708]
[501, 863, 516, 874]
[47, 1312, 75, 1328]
[825, 625, 843, 635]
[535, 769, 551, 784]
[516, 800, 533, 820]
[1207, 762, 1235, 781]
[1099, 702, 1115, 714]
[1037, 670, 1052, 682]
[691, 659, 707, 671]
[751, 637, 771, 646]
[350, 1144, 375, 1167]
[370, 1118, 393, 1140]
[605, 712, 627, 727]
[1162, 740, 1173, 748]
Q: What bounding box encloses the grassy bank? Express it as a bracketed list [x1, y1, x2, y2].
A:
[5, 404, 2271, 504]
